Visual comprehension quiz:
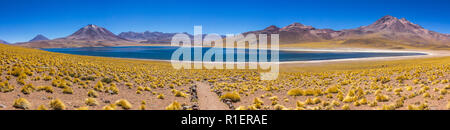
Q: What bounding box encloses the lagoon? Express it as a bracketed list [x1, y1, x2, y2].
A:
[42, 46, 426, 62]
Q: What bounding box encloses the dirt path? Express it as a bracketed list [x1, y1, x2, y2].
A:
[196, 82, 229, 110]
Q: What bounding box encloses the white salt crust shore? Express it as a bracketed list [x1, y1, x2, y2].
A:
[116, 47, 448, 65]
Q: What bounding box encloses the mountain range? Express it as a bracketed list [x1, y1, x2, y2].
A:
[17, 24, 136, 48]
[244, 15, 450, 47]
[118, 31, 192, 44]
[16, 15, 450, 48]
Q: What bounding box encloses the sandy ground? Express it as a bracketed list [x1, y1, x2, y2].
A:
[2, 47, 448, 110]
[0, 74, 193, 110]
[280, 48, 449, 64]
[196, 82, 229, 110]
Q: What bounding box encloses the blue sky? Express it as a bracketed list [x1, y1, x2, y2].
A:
[1, 0, 450, 43]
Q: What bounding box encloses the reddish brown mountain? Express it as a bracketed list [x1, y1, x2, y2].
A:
[17, 15, 450, 48]
[242, 15, 450, 47]
[243, 23, 341, 43]
[66, 24, 126, 41]
[29, 34, 49, 42]
[17, 24, 135, 48]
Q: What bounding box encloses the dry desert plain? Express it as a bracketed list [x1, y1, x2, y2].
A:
[0, 43, 449, 110]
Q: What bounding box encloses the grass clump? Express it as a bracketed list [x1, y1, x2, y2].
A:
[36, 86, 53, 93]
[326, 86, 340, 93]
[94, 81, 104, 92]
[273, 104, 288, 110]
[76, 106, 89, 110]
[287, 88, 303, 96]
[342, 104, 350, 110]
[85, 98, 99, 106]
[21, 84, 35, 94]
[220, 91, 241, 102]
[157, 93, 165, 99]
[49, 99, 66, 110]
[103, 104, 116, 110]
[173, 89, 188, 97]
[380, 104, 396, 110]
[62, 86, 73, 94]
[36, 105, 48, 110]
[0, 81, 15, 93]
[125, 83, 133, 87]
[165, 101, 182, 110]
[375, 94, 390, 102]
[13, 98, 31, 109]
[105, 83, 119, 94]
[88, 90, 99, 98]
[447, 102, 450, 110]
[115, 99, 132, 110]
[253, 97, 264, 109]
[101, 78, 113, 84]
[139, 104, 146, 110]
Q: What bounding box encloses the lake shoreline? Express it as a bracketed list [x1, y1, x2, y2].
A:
[44, 46, 441, 64]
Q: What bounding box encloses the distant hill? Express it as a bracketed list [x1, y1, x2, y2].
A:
[18, 24, 136, 48]
[243, 23, 340, 43]
[119, 31, 225, 44]
[29, 34, 49, 42]
[0, 39, 10, 44]
[119, 31, 190, 44]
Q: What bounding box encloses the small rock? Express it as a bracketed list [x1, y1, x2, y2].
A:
[192, 104, 199, 110]
[228, 104, 234, 109]
[223, 99, 231, 103]
[0, 104, 6, 108]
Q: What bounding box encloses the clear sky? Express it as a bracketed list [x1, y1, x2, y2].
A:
[1, 0, 450, 43]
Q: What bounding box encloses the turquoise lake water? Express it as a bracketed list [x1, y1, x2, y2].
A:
[43, 46, 426, 62]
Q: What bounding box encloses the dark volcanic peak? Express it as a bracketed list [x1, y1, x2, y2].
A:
[352, 15, 450, 43]
[66, 24, 126, 41]
[243, 25, 280, 34]
[263, 25, 280, 31]
[280, 22, 316, 31]
[29, 34, 49, 42]
[360, 15, 424, 33]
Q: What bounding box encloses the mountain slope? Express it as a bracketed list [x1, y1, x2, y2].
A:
[119, 31, 186, 44]
[66, 24, 126, 41]
[18, 24, 136, 48]
[242, 15, 450, 47]
[0, 39, 9, 44]
[119, 31, 226, 44]
[242, 24, 341, 43]
[340, 15, 450, 46]
[29, 34, 50, 42]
